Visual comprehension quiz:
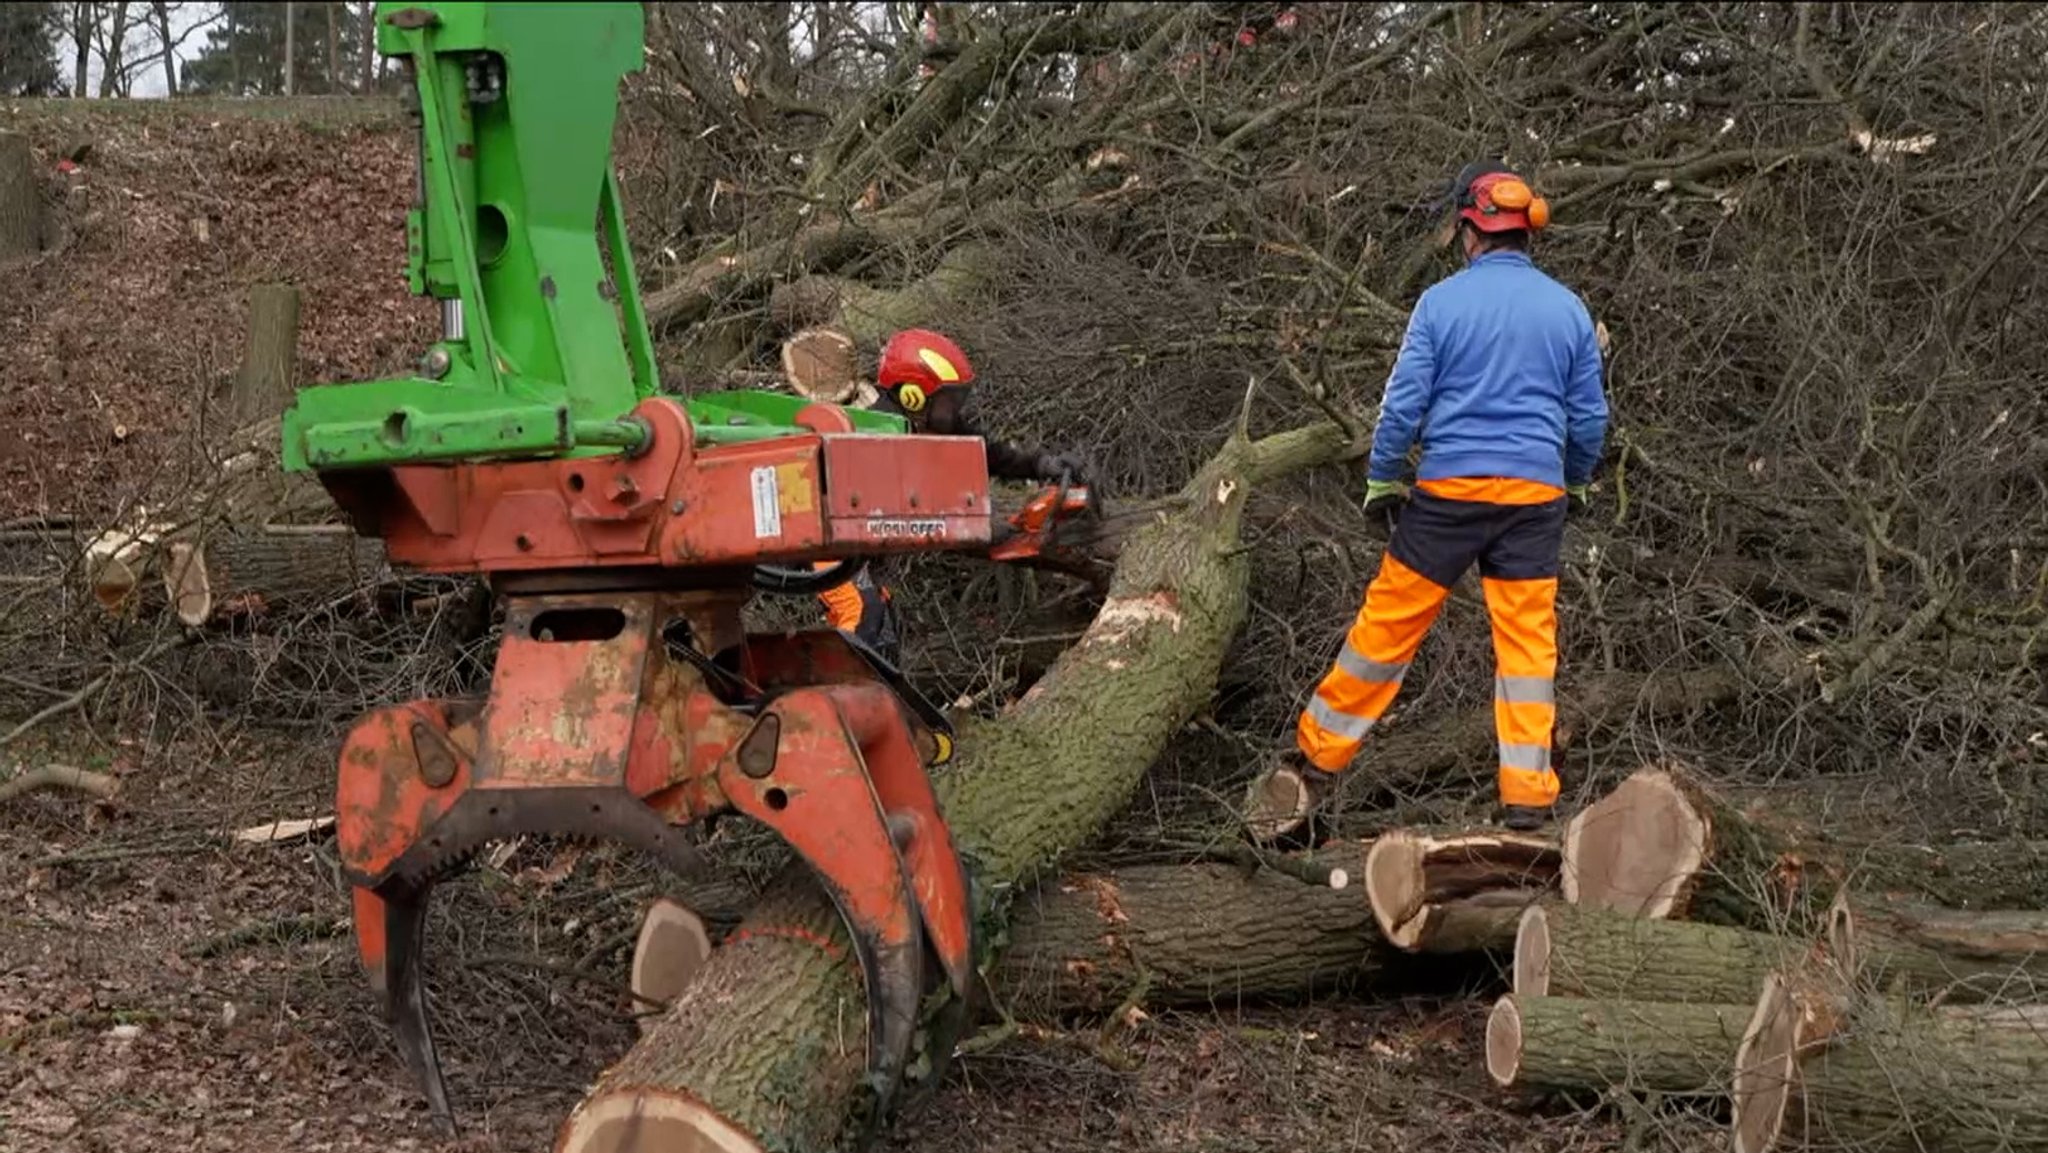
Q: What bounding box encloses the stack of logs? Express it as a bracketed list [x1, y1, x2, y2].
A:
[1354, 764, 2048, 1153]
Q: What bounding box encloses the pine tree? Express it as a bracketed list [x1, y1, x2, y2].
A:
[0, 1, 63, 96]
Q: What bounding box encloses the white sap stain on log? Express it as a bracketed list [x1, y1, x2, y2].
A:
[1083, 593, 1184, 648]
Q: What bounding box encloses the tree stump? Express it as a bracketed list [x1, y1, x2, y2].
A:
[0, 131, 37, 264]
[234, 283, 302, 426]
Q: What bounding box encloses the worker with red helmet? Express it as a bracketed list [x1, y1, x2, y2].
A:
[1244, 159, 1609, 840]
[817, 329, 1088, 663]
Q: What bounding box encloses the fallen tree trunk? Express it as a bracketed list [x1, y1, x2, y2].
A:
[1514, 902, 1802, 1004]
[86, 414, 377, 623]
[158, 525, 389, 627]
[1828, 895, 2048, 1002]
[1562, 765, 2048, 929]
[635, 860, 1422, 1024]
[992, 862, 1408, 1019]
[1487, 994, 1751, 1096]
[1562, 764, 1809, 928]
[1363, 828, 1558, 952]
[557, 422, 1361, 1153]
[1732, 970, 2048, 1153]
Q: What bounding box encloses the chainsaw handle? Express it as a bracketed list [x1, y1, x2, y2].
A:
[751, 560, 856, 596]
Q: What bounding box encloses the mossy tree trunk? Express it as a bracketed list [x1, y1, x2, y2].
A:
[556, 423, 1361, 1153]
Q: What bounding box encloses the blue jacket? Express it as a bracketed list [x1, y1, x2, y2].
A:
[1367, 251, 1609, 489]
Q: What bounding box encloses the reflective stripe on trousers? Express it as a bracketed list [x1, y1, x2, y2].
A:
[1295, 483, 1565, 808]
[1483, 575, 1559, 807]
[1296, 553, 1447, 770]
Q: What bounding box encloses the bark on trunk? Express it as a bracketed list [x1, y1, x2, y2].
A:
[555, 422, 1361, 1153]
[992, 863, 1408, 1019]
[1486, 994, 1752, 1096]
[0, 132, 38, 264]
[1732, 970, 2048, 1153]
[1363, 828, 1558, 952]
[1514, 902, 1804, 1004]
[235, 284, 302, 426]
[159, 525, 388, 627]
[1828, 895, 2048, 1002]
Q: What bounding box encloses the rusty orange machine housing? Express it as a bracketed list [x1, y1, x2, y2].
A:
[319, 395, 997, 1132]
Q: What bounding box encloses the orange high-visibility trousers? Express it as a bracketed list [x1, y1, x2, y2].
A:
[1296, 478, 1567, 809]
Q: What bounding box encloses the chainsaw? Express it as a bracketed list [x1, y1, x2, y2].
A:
[283, 2, 1019, 1132]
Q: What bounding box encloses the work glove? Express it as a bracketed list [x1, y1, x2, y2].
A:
[1037, 452, 1092, 488]
[1566, 483, 1591, 516]
[1363, 479, 1406, 535]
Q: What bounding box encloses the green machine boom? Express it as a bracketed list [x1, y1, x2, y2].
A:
[280, 1, 898, 473]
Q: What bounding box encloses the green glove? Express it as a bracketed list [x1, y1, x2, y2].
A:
[1567, 483, 1590, 505]
[1363, 479, 1405, 516]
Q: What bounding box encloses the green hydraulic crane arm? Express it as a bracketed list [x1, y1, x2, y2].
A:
[279, 2, 897, 473]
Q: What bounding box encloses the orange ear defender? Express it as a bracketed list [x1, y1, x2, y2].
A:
[1488, 178, 1550, 230]
[896, 383, 928, 412]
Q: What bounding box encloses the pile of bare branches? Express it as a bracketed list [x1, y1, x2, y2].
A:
[616, 0, 2048, 838]
[6, 4, 2048, 1147]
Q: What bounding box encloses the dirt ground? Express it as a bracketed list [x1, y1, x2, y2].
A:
[0, 99, 1705, 1153]
[1, 725, 1693, 1153]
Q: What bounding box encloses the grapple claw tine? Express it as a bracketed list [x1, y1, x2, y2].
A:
[381, 881, 457, 1135]
[858, 929, 926, 1122]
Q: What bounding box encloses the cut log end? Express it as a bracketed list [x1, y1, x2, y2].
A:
[1731, 973, 1799, 1153]
[631, 898, 714, 1010]
[1512, 903, 1551, 997]
[1242, 763, 1314, 844]
[1364, 832, 1429, 937]
[1561, 767, 1707, 918]
[557, 1090, 766, 1153]
[779, 327, 859, 402]
[1484, 995, 1523, 1087]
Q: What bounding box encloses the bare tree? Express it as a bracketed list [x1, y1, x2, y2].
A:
[280, 0, 291, 94]
[150, 0, 174, 94]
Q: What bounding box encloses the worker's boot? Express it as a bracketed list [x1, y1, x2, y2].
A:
[1243, 753, 1340, 845]
[1499, 804, 1553, 833]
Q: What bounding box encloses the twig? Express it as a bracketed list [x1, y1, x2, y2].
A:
[0, 764, 121, 806]
[463, 951, 665, 1011]
[182, 913, 345, 960]
[35, 838, 220, 867]
[0, 635, 193, 751]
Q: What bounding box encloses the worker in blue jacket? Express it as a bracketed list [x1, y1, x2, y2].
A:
[1246, 159, 1610, 841]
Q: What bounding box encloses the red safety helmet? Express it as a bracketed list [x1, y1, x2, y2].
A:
[877, 329, 976, 414]
[1453, 160, 1551, 234]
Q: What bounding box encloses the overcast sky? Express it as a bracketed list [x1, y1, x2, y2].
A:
[53, 3, 224, 99]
